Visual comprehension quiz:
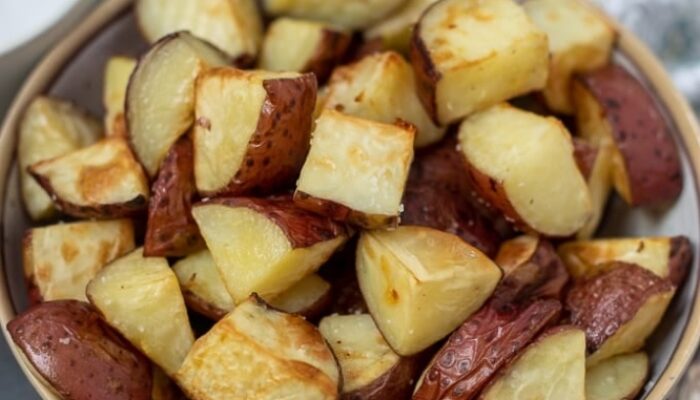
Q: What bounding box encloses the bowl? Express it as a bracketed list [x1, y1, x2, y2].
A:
[1, 0, 699, 399]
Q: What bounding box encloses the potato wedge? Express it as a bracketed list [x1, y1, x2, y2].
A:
[173, 250, 234, 320]
[566, 263, 675, 366]
[410, 0, 549, 125]
[136, 0, 263, 63]
[413, 299, 561, 399]
[357, 226, 502, 355]
[322, 51, 444, 147]
[175, 296, 340, 400]
[320, 314, 420, 399]
[18, 96, 102, 220]
[29, 137, 149, 219]
[458, 104, 592, 236]
[523, 0, 615, 113]
[103, 56, 137, 138]
[144, 136, 204, 257]
[194, 68, 317, 196]
[572, 65, 682, 206]
[23, 219, 134, 302]
[585, 352, 649, 400]
[269, 273, 332, 320]
[7, 300, 152, 400]
[126, 32, 229, 177]
[558, 236, 692, 286]
[192, 196, 349, 303]
[365, 0, 439, 54]
[479, 326, 587, 400]
[259, 18, 351, 82]
[294, 109, 414, 229]
[87, 248, 195, 376]
[262, 0, 407, 30]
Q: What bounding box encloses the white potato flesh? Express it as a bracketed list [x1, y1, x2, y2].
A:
[259, 18, 326, 72]
[262, 0, 406, 30]
[365, 0, 439, 53]
[103, 56, 136, 136]
[269, 273, 330, 315]
[585, 352, 648, 400]
[173, 250, 235, 315]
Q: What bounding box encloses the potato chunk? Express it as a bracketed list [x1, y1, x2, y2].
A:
[18, 96, 102, 220]
[262, 0, 407, 30]
[585, 352, 648, 400]
[411, 0, 549, 125]
[268, 273, 331, 320]
[458, 104, 592, 236]
[357, 226, 502, 355]
[365, 0, 439, 54]
[103, 56, 136, 137]
[173, 250, 235, 320]
[24, 219, 134, 303]
[175, 296, 340, 400]
[294, 110, 414, 229]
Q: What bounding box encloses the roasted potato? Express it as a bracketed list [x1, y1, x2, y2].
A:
[410, 0, 549, 125]
[103, 56, 137, 138]
[523, 0, 616, 113]
[136, 0, 263, 63]
[365, 0, 439, 54]
[7, 300, 152, 400]
[566, 263, 675, 366]
[413, 299, 562, 399]
[458, 103, 592, 236]
[87, 248, 195, 376]
[585, 352, 649, 400]
[192, 196, 349, 303]
[24, 219, 134, 303]
[357, 226, 502, 355]
[294, 109, 415, 229]
[574, 138, 615, 239]
[18, 96, 102, 220]
[126, 32, 229, 177]
[479, 326, 587, 400]
[194, 68, 317, 196]
[268, 273, 332, 320]
[262, 0, 407, 30]
[319, 314, 420, 399]
[175, 295, 340, 400]
[573, 65, 683, 206]
[173, 250, 234, 320]
[144, 136, 204, 257]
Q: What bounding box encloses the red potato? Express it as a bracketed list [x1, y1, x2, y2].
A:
[172, 250, 234, 320]
[144, 136, 204, 257]
[572, 137, 615, 239]
[319, 241, 370, 315]
[268, 273, 332, 320]
[103, 56, 137, 138]
[193, 68, 317, 196]
[262, 0, 407, 30]
[364, 0, 440, 54]
[585, 352, 649, 400]
[7, 300, 152, 400]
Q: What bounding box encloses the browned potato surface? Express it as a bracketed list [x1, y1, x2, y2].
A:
[103, 56, 137, 138]
[365, 0, 439, 54]
[585, 352, 649, 400]
[173, 250, 234, 320]
[262, 0, 407, 30]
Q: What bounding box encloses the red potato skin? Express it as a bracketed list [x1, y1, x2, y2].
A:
[572, 137, 597, 179]
[144, 136, 204, 257]
[578, 65, 682, 206]
[409, 19, 441, 125]
[181, 290, 229, 321]
[7, 300, 152, 400]
[306, 30, 352, 83]
[342, 356, 422, 400]
[668, 236, 692, 286]
[566, 262, 674, 352]
[412, 299, 562, 400]
[294, 190, 399, 229]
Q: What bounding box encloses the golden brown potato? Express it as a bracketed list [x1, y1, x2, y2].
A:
[175, 296, 340, 400]
[103, 56, 137, 138]
[410, 0, 549, 125]
[319, 314, 420, 399]
[585, 352, 649, 400]
[192, 196, 349, 304]
[18, 96, 102, 220]
[194, 68, 317, 196]
[566, 263, 675, 366]
[173, 250, 234, 320]
[262, 0, 407, 30]
[558, 236, 692, 286]
[357, 226, 502, 355]
[144, 136, 204, 257]
[523, 0, 616, 113]
[126, 32, 228, 177]
[259, 18, 351, 82]
[322, 51, 445, 147]
[294, 109, 415, 229]
[23, 219, 134, 303]
[268, 273, 332, 320]
[365, 0, 439, 54]
[87, 248, 195, 376]
[413, 299, 562, 400]
[458, 104, 592, 236]
[136, 0, 263, 63]
[7, 300, 152, 400]
[479, 326, 587, 400]
[29, 137, 149, 219]
[572, 65, 683, 206]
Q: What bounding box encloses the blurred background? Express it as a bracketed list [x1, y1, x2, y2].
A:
[0, 0, 699, 398]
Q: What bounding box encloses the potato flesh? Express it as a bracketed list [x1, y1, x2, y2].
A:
[262, 0, 406, 30]
[319, 314, 399, 392]
[103, 56, 136, 137]
[259, 18, 326, 72]
[585, 352, 648, 400]
[365, 0, 439, 53]
[576, 143, 614, 239]
[18, 97, 102, 220]
[323, 52, 444, 147]
[481, 328, 587, 400]
[175, 298, 339, 400]
[296, 110, 414, 218]
[419, 0, 549, 124]
[269, 273, 330, 315]
[173, 250, 234, 315]
[459, 104, 592, 236]
[357, 226, 502, 355]
[87, 248, 194, 376]
[136, 0, 263, 59]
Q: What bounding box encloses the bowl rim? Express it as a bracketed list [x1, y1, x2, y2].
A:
[1, 0, 699, 399]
